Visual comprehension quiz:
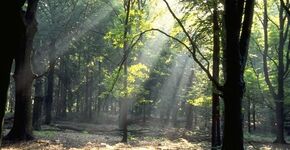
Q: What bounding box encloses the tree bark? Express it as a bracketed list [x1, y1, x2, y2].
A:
[6, 0, 40, 141]
[212, 1, 221, 148]
[222, 0, 255, 149]
[274, 2, 287, 143]
[262, 0, 287, 143]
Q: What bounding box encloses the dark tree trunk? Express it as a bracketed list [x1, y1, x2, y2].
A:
[45, 61, 55, 124]
[32, 78, 44, 130]
[6, 0, 40, 140]
[222, 0, 255, 149]
[0, 1, 27, 145]
[274, 2, 287, 143]
[211, 1, 221, 148]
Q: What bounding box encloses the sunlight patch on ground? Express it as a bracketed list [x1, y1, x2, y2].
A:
[2, 138, 207, 150]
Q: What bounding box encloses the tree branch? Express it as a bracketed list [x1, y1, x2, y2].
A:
[261, 0, 278, 98]
[162, 0, 223, 91]
[253, 39, 279, 69]
[284, 34, 290, 79]
[281, 0, 290, 16]
[240, 0, 255, 73]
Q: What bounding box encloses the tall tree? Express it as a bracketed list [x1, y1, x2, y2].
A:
[222, 0, 255, 149]
[0, 0, 26, 145]
[5, 0, 40, 141]
[119, 0, 132, 143]
[32, 78, 44, 130]
[211, 0, 221, 148]
[185, 68, 195, 130]
[160, 0, 254, 148]
[262, 0, 290, 143]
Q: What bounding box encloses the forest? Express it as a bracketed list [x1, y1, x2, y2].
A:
[0, 0, 290, 149]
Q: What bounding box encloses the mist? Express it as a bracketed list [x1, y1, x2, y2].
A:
[2, 0, 290, 149]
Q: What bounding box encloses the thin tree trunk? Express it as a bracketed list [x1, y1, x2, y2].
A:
[45, 61, 55, 124]
[32, 78, 44, 130]
[185, 69, 194, 130]
[119, 0, 131, 143]
[253, 102, 256, 131]
[55, 77, 62, 119]
[274, 2, 287, 143]
[247, 98, 251, 133]
[211, 1, 221, 148]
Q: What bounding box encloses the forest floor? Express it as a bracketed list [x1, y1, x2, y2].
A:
[2, 119, 290, 150]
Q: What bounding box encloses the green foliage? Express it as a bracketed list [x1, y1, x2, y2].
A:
[104, 2, 151, 49]
[188, 96, 211, 107]
[102, 63, 149, 98]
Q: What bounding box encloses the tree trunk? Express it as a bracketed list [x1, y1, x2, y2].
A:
[253, 102, 256, 131]
[119, 0, 131, 143]
[222, 0, 255, 149]
[185, 104, 194, 130]
[274, 2, 287, 143]
[55, 80, 61, 119]
[84, 63, 92, 121]
[185, 68, 194, 130]
[222, 83, 244, 150]
[247, 98, 251, 133]
[96, 61, 102, 113]
[262, 0, 287, 143]
[212, 1, 221, 148]
[45, 61, 55, 124]
[32, 78, 44, 130]
[6, 0, 40, 140]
